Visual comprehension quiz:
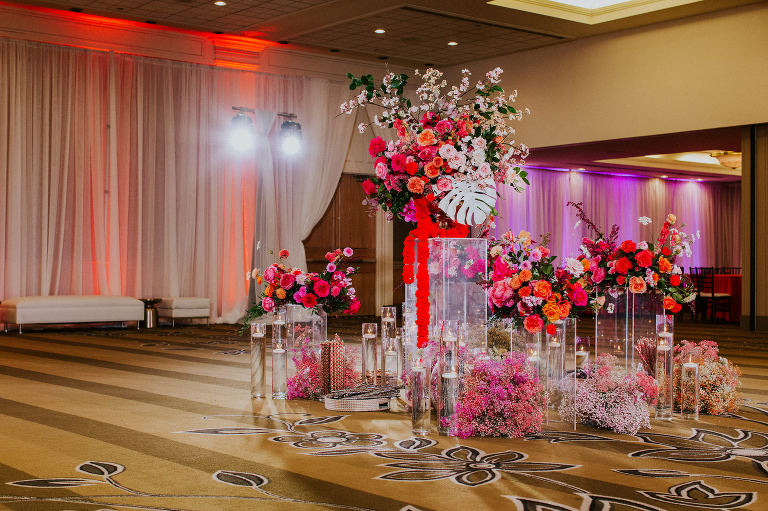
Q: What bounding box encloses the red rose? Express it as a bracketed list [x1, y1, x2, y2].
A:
[670, 275, 681, 286]
[617, 275, 626, 285]
[635, 250, 653, 268]
[405, 161, 418, 175]
[619, 240, 636, 253]
[615, 257, 633, 274]
[301, 293, 317, 308]
[523, 314, 544, 334]
[662, 246, 672, 256]
[546, 323, 557, 336]
[368, 136, 386, 156]
[313, 280, 330, 298]
[671, 303, 682, 313]
[361, 178, 377, 195]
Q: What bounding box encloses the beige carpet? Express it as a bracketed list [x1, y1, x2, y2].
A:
[0, 321, 765, 510]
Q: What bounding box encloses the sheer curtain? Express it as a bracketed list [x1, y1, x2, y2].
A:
[494, 168, 740, 268]
[0, 38, 353, 322]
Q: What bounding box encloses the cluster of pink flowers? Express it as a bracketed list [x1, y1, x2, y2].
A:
[245, 247, 360, 321]
[449, 351, 543, 438]
[557, 354, 658, 435]
[343, 67, 529, 223]
[673, 340, 741, 415]
[286, 335, 359, 400]
[426, 241, 485, 280]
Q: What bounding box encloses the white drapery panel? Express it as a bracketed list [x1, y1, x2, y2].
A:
[0, 38, 352, 321]
[494, 168, 740, 268]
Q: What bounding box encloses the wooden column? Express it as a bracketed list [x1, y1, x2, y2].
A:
[741, 124, 768, 330]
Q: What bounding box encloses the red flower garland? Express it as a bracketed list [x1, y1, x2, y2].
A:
[402, 198, 469, 348]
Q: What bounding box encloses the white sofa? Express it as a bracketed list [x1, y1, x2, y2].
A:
[157, 297, 211, 327]
[0, 295, 144, 333]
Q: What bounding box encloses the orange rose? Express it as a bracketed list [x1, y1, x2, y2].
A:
[432, 156, 444, 167]
[275, 288, 286, 300]
[629, 276, 647, 294]
[533, 280, 552, 299]
[265, 285, 274, 297]
[558, 301, 572, 319]
[581, 259, 591, 271]
[519, 269, 532, 282]
[652, 272, 659, 284]
[417, 129, 437, 146]
[663, 296, 677, 310]
[424, 161, 440, 178]
[510, 275, 522, 290]
[407, 176, 425, 194]
[542, 300, 561, 322]
[658, 256, 672, 273]
[519, 286, 532, 297]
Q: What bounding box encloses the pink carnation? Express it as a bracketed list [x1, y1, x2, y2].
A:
[261, 297, 275, 312]
[279, 273, 295, 290]
[326, 263, 337, 273]
[368, 136, 386, 156]
[343, 247, 353, 257]
[391, 153, 407, 172]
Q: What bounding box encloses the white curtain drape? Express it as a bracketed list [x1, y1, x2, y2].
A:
[494, 168, 740, 268]
[0, 38, 353, 322]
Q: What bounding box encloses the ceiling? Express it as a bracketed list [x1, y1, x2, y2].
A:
[526, 126, 743, 182]
[5, 0, 762, 66]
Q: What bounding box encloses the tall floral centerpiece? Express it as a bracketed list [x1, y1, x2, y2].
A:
[341, 67, 530, 347]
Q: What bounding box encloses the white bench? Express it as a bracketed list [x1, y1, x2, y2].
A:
[157, 297, 211, 327]
[0, 295, 144, 333]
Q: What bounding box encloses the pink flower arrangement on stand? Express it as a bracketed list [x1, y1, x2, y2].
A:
[243, 248, 360, 327]
[557, 354, 658, 435]
[450, 351, 543, 438]
[673, 340, 741, 415]
[287, 334, 359, 400]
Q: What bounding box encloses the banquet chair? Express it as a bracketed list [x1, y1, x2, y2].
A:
[717, 267, 742, 275]
[690, 267, 731, 321]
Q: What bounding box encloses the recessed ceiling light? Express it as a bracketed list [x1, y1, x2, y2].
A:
[214, 1, 227, 5]
[447, 41, 459, 46]
[696, 178, 703, 181]
[660, 175, 668, 179]
[374, 28, 386, 34]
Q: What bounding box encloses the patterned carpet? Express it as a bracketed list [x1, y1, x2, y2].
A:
[0, 320, 765, 510]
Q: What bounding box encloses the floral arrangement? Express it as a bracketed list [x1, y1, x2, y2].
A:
[605, 214, 697, 313]
[485, 230, 574, 334]
[243, 248, 360, 327]
[450, 351, 543, 438]
[673, 340, 741, 415]
[287, 334, 359, 400]
[343, 67, 529, 225]
[557, 354, 658, 435]
[635, 336, 656, 376]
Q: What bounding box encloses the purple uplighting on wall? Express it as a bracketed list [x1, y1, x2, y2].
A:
[494, 167, 740, 268]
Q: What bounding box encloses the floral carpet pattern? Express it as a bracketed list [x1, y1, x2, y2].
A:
[0, 323, 766, 510]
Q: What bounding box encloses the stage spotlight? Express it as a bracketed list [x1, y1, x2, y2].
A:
[230, 107, 255, 152]
[279, 113, 302, 156]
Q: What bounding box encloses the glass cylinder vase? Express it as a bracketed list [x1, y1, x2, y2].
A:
[655, 314, 675, 420]
[437, 320, 460, 436]
[681, 355, 700, 420]
[249, 321, 267, 398]
[381, 306, 398, 386]
[410, 352, 431, 436]
[272, 307, 288, 400]
[361, 322, 378, 385]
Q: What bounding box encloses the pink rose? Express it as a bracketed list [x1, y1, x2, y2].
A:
[529, 248, 542, 262]
[591, 267, 606, 284]
[330, 285, 341, 297]
[368, 136, 386, 156]
[436, 177, 453, 192]
[346, 299, 361, 314]
[391, 153, 407, 172]
[418, 145, 437, 161]
[539, 246, 550, 257]
[279, 273, 295, 290]
[313, 280, 330, 298]
[435, 118, 453, 134]
[568, 287, 588, 307]
[491, 258, 513, 281]
[375, 161, 388, 179]
[264, 266, 277, 282]
[488, 280, 514, 308]
[343, 247, 353, 257]
[261, 297, 275, 312]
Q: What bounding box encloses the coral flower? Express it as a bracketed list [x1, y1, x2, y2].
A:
[542, 301, 561, 322]
[424, 161, 440, 178]
[619, 240, 636, 253]
[559, 301, 572, 319]
[663, 296, 678, 311]
[407, 176, 425, 194]
[658, 256, 672, 273]
[279, 249, 290, 259]
[670, 275, 681, 286]
[629, 276, 647, 294]
[519, 269, 532, 282]
[581, 258, 591, 271]
[265, 285, 274, 297]
[275, 288, 286, 300]
[635, 250, 653, 268]
[417, 129, 437, 146]
[523, 314, 543, 334]
[533, 280, 552, 299]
